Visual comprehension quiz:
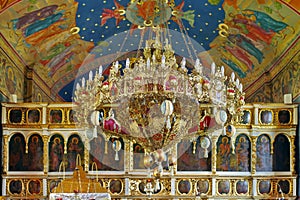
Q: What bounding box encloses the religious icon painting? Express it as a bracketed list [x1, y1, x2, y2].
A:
[27, 109, 41, 123]
[28, 134, 43, 171]
[256, 134, 272, 171]
[49, 109, 63, 123]
[49, 135, 64, 172]
[28, 179, 41, 195]
[277, 180, 290, 194]
[68, 109, 78, 123]
[258, 180, 271, 195]
[278, 110, 291, 124]
[236, 180, 249, 194]
[217, 180, 230, 195]
[133, 143, 145, 169]
[196, 180, 210, 195]
[9, 109, 22, 123]
[9, 133, 26, 171]
[260, 110, 273, 124]
[8, 179, 23, 195]
[109, 179, 123, 194]
[177, 179, 191, 194]
[241, 110, 251, 124]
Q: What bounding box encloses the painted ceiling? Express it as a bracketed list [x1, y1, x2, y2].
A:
[0, 0, 299, 101]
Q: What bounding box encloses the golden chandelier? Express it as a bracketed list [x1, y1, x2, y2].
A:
[73, 27, 245, 155]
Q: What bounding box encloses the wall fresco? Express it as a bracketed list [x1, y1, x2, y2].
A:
[247, 43, 300, 103]
[0, 48, 24, 102]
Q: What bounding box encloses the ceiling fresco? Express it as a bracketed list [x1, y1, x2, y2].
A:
[0, 0, 299, 101]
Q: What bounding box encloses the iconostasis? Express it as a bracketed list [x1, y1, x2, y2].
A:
[1, 102, 298, 199]
[0, 0, 299, 103]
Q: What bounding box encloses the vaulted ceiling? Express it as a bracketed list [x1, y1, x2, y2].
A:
[0, 0, 299, 102]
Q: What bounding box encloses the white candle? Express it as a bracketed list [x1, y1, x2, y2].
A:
[125, 58, 130, 68]
[82, 77, 85, 88]
[89, 71, 93, 81]
[99, 65, 103, 75]
[211, 62, 215, 74]
[221, 66, 224, 76]
[231, 72, 235, 82]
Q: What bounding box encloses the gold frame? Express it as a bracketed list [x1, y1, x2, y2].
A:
[234, 179, 250, 196]
[259, 109, 274, 125]
[108, 178, 124, 195]
[27, 179, 42, 195]
[239, 109, 252, 125]
[177, 179, 192, 195]
[277, 109, 292, 125]
[7, 108, 24, 124]
[216, 179, 231, 196]
[195, 179, 210, 195]
[7, 179, 24, 196]
[276, 179, 292, 196]
[26, 108, 42, 124]
[48, 108, 64, 124]
[257, 179, 273, 196]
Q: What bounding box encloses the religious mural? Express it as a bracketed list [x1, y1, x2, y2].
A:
[247, 49, 300, 103]
[0, 0, 298, 102]
[0, 47, 24, 102]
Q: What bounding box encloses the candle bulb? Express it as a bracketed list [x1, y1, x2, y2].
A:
[236, 79, 240, 87]
[211, 62, 216, 75]
[76, 83, 80, 90]
[147, 58, 151, 68]
[82, 77, 85, 88]
[231, 72, 235, 82]
[125, 58, 130, 68]
[181, 57, 186, 69]
[89, 71, 93, 81]
[161, 54, 166, 68]
[239, 83, 243, 92]
[221, 66, 224, 76]
[99, 65, 103, 75]
[115, 61, 119, 71]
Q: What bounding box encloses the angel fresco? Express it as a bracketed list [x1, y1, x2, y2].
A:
[241, 9, 293, 37]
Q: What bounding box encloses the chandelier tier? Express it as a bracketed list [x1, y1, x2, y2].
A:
[73, 28, 245, 155]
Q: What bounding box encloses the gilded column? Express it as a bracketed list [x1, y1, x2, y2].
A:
[211, 135, 218, 174]
[3, 135, 9, 173]
[290, 135, 296, 174]
[124, 141, 131, 173]
[250, 136, 257, 174]
[84, 138, 89, 171]
[43, 135, 49, 173]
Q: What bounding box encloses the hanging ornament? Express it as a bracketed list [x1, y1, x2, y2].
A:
[112, 139, 122, 160]
[200, 137, 211, 158]
[160, 100, 174, 129]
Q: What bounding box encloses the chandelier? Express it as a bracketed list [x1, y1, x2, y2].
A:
[73, 4, 245, 194]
